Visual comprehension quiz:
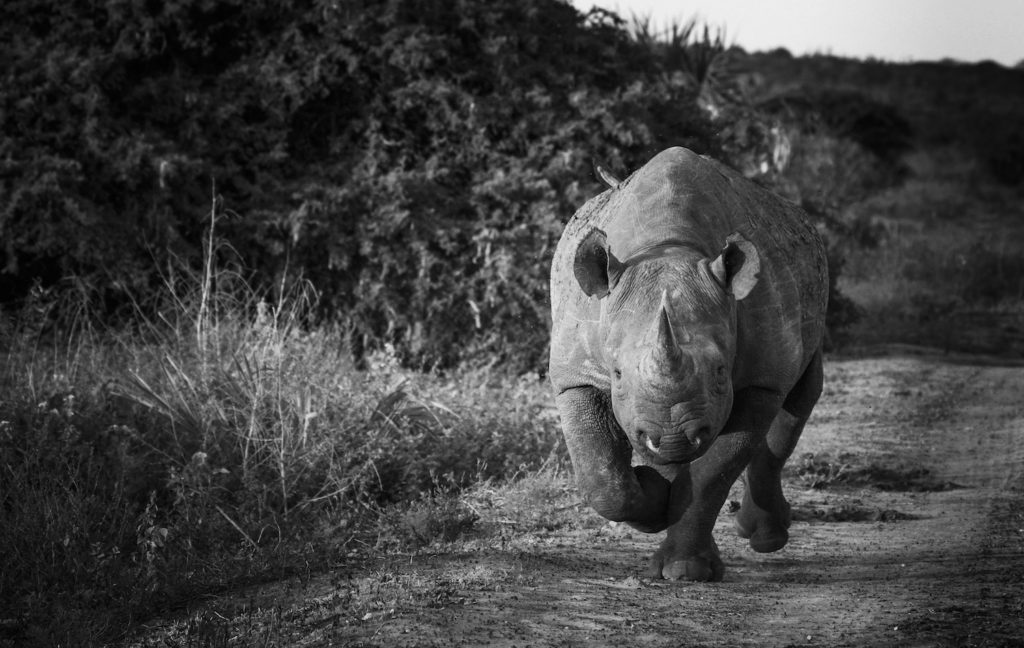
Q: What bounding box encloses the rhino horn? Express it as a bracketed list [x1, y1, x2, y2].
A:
[595, 163, 622, 190]
[654, 290, 687, 370]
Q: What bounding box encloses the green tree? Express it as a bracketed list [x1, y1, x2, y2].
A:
[2, 0, 717, 370]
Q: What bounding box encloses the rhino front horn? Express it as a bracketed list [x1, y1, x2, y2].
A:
[655, 291, 687, 370]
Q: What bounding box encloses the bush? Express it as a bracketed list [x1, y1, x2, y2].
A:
[0, 238, 564, 644]
[900, 238, 1024, 306]
[979, 122, 1024, 185]
[0, 0, 719, 371]
[744, 89, 916, 349]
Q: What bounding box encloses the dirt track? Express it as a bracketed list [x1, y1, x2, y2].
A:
[329, 356, 1024, 648]
[136, 356, 1024, 647]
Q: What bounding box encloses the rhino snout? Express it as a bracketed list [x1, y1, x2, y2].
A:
[636, 422, 713, 463]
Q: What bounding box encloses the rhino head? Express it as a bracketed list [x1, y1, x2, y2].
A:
[574, 228, 760, 464]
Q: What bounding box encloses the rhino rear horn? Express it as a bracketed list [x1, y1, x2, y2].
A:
[710, 233, 760, 300]
[594, 163, 622, 190]
[574, 229, 624, 298]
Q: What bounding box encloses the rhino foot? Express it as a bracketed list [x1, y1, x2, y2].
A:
[620, 466, 672, 533]
[735, 497, 792, 553]
[646, 539, 724, 582]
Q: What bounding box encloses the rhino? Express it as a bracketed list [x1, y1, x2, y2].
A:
[549, 147, 827, 582]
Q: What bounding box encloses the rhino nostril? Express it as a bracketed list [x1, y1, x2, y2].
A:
[639, 429, 661, 452]
[689, 425, 711, 448]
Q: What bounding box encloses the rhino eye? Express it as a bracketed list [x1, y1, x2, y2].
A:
[613, 368, 622, 380]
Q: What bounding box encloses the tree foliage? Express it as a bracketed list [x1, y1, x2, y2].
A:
[1, 0, 719, 370]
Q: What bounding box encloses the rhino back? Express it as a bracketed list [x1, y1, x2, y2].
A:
[550, 147, 827, 394]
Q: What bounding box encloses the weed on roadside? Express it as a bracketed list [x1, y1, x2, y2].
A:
[791, 452, 962, 492]
[0, 215, 563, 647]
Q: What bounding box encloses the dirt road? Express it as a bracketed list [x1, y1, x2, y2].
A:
[138, 356, 1024, 647]
[335, 357, 1024, 648]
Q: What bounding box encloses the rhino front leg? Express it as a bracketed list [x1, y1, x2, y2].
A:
[556, 387, 672, 533]
[649, 388, 783, 581]
[736, 350, 823, 553]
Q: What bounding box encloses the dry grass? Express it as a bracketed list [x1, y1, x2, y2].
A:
[0, 208, 563, 647]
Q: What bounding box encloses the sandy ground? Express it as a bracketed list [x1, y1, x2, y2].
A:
[131, 356, 1024, 647]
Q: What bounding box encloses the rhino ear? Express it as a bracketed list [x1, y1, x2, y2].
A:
[710, 233, 760, 300]
[573, 228, 624, 298]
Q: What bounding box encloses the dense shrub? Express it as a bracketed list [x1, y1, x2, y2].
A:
[760, 89, 911, 188]
[787, 89, 911, 164]
[0, 259, 564, 644]
[0, 0, 720, 371]
[977, 120, 1024, 185]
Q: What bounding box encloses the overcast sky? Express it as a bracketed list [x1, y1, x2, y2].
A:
[571, 0, 1023, 66]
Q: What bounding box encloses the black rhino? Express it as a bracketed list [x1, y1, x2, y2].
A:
[548, 147, 828, 581]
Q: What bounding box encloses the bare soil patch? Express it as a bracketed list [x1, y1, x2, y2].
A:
[126, 356, 1024, 647]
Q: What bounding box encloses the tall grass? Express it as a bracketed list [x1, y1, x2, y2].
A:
[0, 200, 562, 647]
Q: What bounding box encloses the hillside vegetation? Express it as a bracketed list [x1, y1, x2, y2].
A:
[2, 1, 1023, 645]
[2, 0, 720, 371]
[748, 50, 1024, 354]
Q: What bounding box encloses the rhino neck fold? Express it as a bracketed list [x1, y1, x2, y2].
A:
[611, 240, 707, 285]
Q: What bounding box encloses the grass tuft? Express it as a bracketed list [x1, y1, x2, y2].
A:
[0, 202, 563, 647]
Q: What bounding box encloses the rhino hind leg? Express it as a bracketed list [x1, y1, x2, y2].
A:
[736, 349, 824, 553]
[734, 412, 804, 552]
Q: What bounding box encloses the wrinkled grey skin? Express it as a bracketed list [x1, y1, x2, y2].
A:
[549, 147, 828, 582]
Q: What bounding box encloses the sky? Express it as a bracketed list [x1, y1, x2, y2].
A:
[571, 0, 1023, 67]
